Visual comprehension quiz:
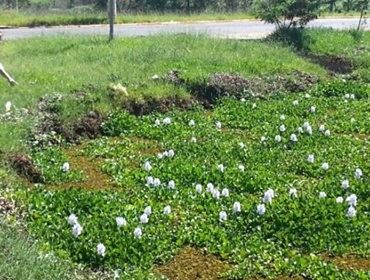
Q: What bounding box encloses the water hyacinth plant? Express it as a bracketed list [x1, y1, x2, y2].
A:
[20, 84, 370, 279]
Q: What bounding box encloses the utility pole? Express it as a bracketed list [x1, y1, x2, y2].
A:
[108, 0, 116, 40]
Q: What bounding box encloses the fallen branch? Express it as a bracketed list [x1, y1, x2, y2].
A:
[0, 63, 18, 86]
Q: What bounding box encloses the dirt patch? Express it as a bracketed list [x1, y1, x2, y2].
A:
[304, 53, 353, 74]
[72, 110, 104, 141]
[156, 247, 231, 280]
[52, 146, 114, 190]
[9, 154, 43, 183]
[122, 97, 195, 116]
[323, 255, 370, 271]
[185, 71, 319, 107]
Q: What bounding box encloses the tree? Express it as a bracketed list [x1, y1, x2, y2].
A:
[253, 0, 322, 29]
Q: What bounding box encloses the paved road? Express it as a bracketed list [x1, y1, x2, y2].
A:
[1, 18, 368, 40]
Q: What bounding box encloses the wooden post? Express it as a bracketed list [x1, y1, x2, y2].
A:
[108, 0, 116, 40]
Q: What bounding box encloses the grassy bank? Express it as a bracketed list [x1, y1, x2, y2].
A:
[0, 10, 362, 28]
[0, 10, 255, 27]
[0, 33, 329, 152]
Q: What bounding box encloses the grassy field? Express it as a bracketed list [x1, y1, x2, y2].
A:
[0, 9, 361, 27]
[0, 10, 256, 27]
[0, 33, 331, 152]
[0, 29, 369, 279]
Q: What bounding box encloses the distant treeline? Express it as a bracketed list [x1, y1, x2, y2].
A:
[0, 0, 365, 13]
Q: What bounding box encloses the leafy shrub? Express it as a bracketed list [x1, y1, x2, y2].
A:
[253, 0, 321, 29]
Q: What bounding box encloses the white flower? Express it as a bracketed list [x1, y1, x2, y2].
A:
[350, 94, 355, 100]
[217, 164, 225, 173]
[195, 184, 203, 193]
[303, 121, 310, 129]
[219, 211, 227, 222]
[319, 192, 327, 199]
[319, 125, 325, 132]
[190, 137, 197, 143]
[280, 114, 286, 121]
[153, 178, 161, 187]
[157, 153, 164, 159]
[152, 74, 160, 80]
[215, 121, 222, 129]
[212, 188, 221, 199]
[289, 188, 298, 198]
[67, 214, 78, 226]
[221, 188, 229, 197]
[163, 117, 172, 125]
[257, 204, 266, 215]
[239, 142, 245, 149]
[310, 106, 316, 113]
[263, 189, 275, 204]
[113, 270, 121, 279]
[322, 162, 329, 171]
[206, 183, 214, 193]
[307, 154, 315, 164]
[233, 202, 241, 213]
[306, 125, 313, 135]
[146, 176, 154, 186]
[346, 194, 357, 206]
[241, 98, 246, 102]
[143, 161, 152, 172]
[290, 133, 298, 142]
[336, 197, 344, 203]
[279, 124, 286, 132]
[5, 101, 12, 112]
[293, 100, 299, 106]
[344, 94, 350, 99]
[116, 217, 127, 228]
[144, 206, 152, 216]
[354, 168, 363, 179]
[72, 223, 83, 237]
[324, 130, 331, 137]
[252, 103, 257, 109]
[189, 119, 195, 126]
[275, 135, 282, 143]
[97, 243, 106, 257]
[341, 179, 350, 190]
[347, 206, 357, 218]
[163, 205, 171, 215]
[297, 127, 304, 134]
[238, 164, 245, 172]
[168, 149, 175, 158]
[61, 162, 70, 173]
[168, 180, 176, 189]
[140, 213, 149, 224]
[305, 93, 311, 98]
[134, 227, 142, 239]
[154, 119, 161, 126]
[260, 136, 267, 142]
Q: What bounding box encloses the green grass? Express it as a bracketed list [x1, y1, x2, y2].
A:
[0, 10, 255, 27]
[307, 29, 370, 81]
[0, 223, 71, 280]
[0, 34, 327, 151]
[0, 9, 361, 28]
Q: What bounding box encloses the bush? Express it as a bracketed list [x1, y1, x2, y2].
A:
[253, 0, 321, 29]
